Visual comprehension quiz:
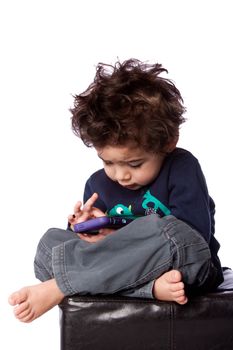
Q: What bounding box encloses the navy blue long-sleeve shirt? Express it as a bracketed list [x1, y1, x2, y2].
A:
[83, 148, 221, 272]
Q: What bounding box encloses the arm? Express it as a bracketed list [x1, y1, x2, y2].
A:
[168, 153, 213, 242]
[129, 154, 215, 300]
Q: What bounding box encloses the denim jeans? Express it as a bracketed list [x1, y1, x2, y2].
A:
[34, 215, 221, 298]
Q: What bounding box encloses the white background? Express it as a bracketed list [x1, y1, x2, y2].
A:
[0, 1, 232, 349]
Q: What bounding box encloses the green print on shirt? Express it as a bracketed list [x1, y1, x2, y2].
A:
[142, 190, 171, 216]
[108, 204, 134, 216]
[108, 190, 170, 217]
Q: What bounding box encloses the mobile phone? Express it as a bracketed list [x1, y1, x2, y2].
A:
[73, 216, 135, 234]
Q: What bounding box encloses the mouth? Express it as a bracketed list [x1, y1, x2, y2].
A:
[121, 184, 140, 190]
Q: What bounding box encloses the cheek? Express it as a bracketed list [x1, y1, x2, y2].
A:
[136, 167, 159, 184]
[104, 167, 115, 180]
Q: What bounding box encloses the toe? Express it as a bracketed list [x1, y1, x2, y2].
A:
[176, 295, 188, 305]
[8, 292, 21, 306]
[170, 281, 185, 293]
[9, 289, 27, 306]
[170, 270, 182, 283]
[13, 301, 29, 316]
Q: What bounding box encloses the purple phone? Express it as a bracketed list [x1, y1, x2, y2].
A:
[73, 216, 135, 234]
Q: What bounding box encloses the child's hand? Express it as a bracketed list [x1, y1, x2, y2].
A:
[68, 193, 102, 226]
[68, 193, 116, 242]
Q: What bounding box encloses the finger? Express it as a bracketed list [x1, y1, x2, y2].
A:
[67, 214, 75, 223]
[83, 193, 98, 212]
[68, 213, 80, 225]
[73, 201, 82, 215]
[98, 228, 116, 236]
[91, 207, 106, 218]
[78, 232, 105, 243]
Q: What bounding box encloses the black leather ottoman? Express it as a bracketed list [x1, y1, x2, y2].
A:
[59, 268, 233, 350]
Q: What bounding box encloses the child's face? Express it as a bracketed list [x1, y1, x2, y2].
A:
[96, 144, 166, 190]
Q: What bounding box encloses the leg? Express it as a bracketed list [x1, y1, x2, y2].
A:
[49, 215, 213, 296]
[33, 227, 78, 282]
[8, 215, 214, 322]
[112, 214, 215, 303]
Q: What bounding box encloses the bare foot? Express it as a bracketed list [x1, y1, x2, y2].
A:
[8, 279, 65, 322]
[153, 270, 188, 305]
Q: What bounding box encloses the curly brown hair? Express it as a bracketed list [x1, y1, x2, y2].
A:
[70, 58, 186, 153]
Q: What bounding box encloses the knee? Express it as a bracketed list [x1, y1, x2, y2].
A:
[39, 227, 72, 248]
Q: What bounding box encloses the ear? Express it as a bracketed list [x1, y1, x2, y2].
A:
[165, 135, 179, 153]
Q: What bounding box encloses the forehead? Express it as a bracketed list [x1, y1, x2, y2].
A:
[96, 144, 149, 161]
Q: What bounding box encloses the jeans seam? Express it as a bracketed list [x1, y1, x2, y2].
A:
[52, 244, 77, 295]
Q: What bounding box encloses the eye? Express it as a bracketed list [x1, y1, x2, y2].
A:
[116, 207, 124, 214]
[128, 162, 143, 168]
[103, 160, 113, 166]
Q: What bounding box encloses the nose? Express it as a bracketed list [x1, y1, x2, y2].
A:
[115, 167, 131, 182]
